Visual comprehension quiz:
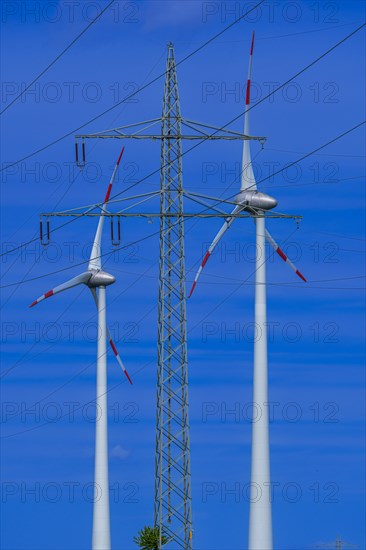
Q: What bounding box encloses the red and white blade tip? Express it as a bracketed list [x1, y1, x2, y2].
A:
[103, 146, 125, 204]
[29, 289, 54, 308]
[275, 245, 307, 282]
[188, 281, 196, 299]
[265, 229, 307, 282]
[116, 146, 125, 166]
[188, 250, 212, 298]
[188, 211, 237, 298]
[109, 338, 133, 385]
[245, 32, 255, 106]
[124, 369, 133, 385]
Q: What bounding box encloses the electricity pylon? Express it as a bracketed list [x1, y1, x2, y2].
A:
[154, 43, 192, 548]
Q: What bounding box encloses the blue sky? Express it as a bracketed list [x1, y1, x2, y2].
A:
[1, 1, 365, 549]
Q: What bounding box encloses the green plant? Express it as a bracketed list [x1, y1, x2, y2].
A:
[133, 525, 168, 550]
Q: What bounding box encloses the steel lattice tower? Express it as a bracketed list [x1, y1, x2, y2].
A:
[155, 43, 193, 549]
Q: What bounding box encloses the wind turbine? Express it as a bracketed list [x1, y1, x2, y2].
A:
[30, 146, 132, 550]
[189, 33, 306, 550]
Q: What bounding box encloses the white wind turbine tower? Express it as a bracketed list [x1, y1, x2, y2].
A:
[30, 146, 132, 550]
[189, 33, 306, 550]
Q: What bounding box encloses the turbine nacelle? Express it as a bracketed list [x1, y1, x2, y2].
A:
[88, 270, 116, 288]
[235, 190, 278, 211]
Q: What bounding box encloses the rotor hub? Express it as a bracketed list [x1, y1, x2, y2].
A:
[236, 190, 277, 211]
[87, 270, 116, 288]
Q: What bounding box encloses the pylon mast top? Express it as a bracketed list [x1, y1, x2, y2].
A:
[74, 61, 266, 164]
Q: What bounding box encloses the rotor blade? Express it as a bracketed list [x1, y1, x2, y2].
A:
[108, 335, 133, 385]
[241, 31, 256, 192]
[189, 206, 241, 297]
[88, 146, 125, 271]
[265, 229, 307, 282]
[89, 288, 133, 385]
[29, 272, 91, 307]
